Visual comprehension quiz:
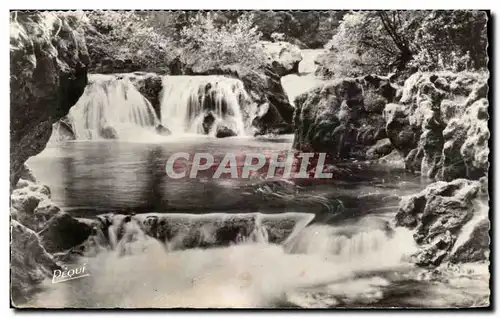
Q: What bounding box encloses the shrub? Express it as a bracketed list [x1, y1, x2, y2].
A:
[81, 11, 176, 72]
[179, 12, 266, 72]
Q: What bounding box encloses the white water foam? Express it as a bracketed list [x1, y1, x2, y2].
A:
[160, 76, 252, 136]
[31, 239, 415, 308]
[29, 213, 417, 308]
[450, 199, 489, 255]
[280, 49, 326, 105]
[68, 76, 159, 140]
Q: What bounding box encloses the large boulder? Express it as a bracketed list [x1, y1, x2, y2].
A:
[366, 138, 394, 160]
[292, 75, 397, 159]
[293, 79, 363, 156]
[11, 173, 93, 305]
[11, 174, 93, 253]
[238, 67, 295, 135]
[11, 220, 61, 306]
[215, 124, 238, 138]
[10, 12, 89, 188]
[384, 72, 489, 180]
[447, 218, 490, 263]
[258, 41, 303, 77]
[395, 179, 489, 267]
[38, 211, 93, 253]
[11, 177, 51, 231]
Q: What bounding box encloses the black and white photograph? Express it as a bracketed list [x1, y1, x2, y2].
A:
[8, 9, 491, 309]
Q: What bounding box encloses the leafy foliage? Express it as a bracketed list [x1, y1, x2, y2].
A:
[179, 12, 266, 72]
[73, 11, 270, 73]
[410, 11, 488, 72]
[251, 11, 345, 48]
[81, 11, 176, 72]
[320, 10, 488, 77]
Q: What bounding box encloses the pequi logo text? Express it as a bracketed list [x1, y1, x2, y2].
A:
[52, 263, 89, 284]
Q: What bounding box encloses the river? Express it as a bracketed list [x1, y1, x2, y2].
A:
[22, 50, 489, 308]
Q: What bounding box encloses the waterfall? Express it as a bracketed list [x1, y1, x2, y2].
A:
[160, 76, 251, 136]
[281, 49, 326, 105]
[286, 222, 418, 262]
[68, 76, 159, 140]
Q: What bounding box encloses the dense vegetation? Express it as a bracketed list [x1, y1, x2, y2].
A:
[67, 10, 487, 78]
[71, 11, 346, 74]
[317, 10, 488, 78]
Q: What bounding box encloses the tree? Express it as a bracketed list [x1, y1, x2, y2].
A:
[321, 10, 488, 77]
[323, 11, 425, 76]
[411, 11, 488, 72]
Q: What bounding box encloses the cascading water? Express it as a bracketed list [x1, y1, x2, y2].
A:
[28, 212, 421, 308]
[68, 75, 159, 140]
[160, 76, 251, 136]
[281, 49, 326, 105]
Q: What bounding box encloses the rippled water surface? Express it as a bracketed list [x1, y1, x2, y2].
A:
[25, 136, 490, 308]
[28, 135, 422, 217]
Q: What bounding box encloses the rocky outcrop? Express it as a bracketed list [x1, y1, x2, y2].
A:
[51, 119, 76, 141]
[384, 72, 489, 180]
[127, 72, 164, 119]
[11, 220, 61, 305]
[112, 212, 314, 250]
[10, 12, 93, 297]
[10, 173, 92, 305]
[383, 103, 420, 156]
[258, 41, 302, 76]
[190, 64, 295, 136]
[10, 12, 89, 188]
[38, 212, 92, 253]
[292, 74, 397, 159]
[395, 179, 489, 267]
[366, 138, 394, 160]
[449, 97, 490, 180]
[447, 218, 490, 263]
[11, 176, 92, 250]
